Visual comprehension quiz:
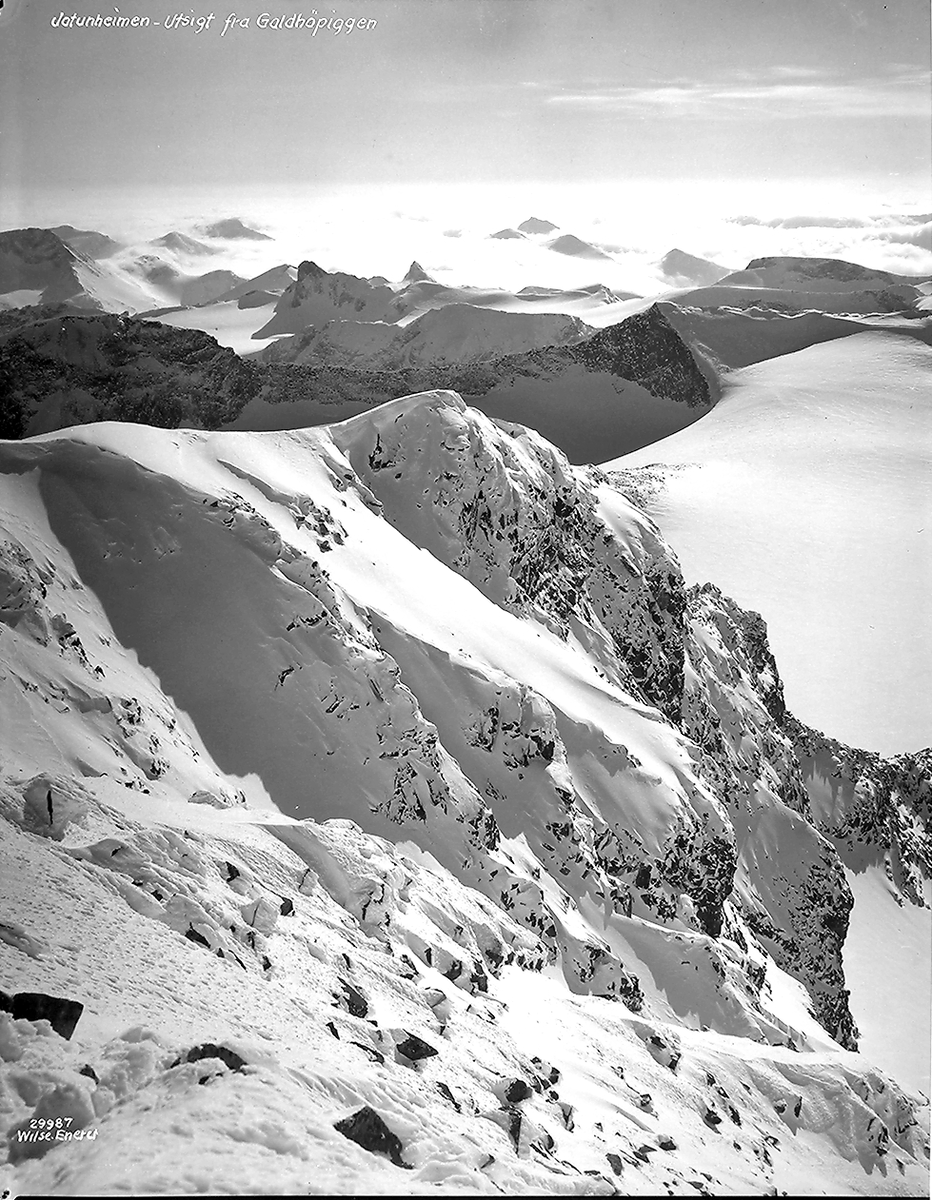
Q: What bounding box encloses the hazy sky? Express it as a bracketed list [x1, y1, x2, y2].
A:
[1, 0, 929, 211]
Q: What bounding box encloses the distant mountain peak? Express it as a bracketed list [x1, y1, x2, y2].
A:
[50, 224, 122, 259]
[659, 248, 732, 287]
[517, 216, 559, 235]
[403, 261, 433, 283]
[545, 233, 614, 261]
[153, 231, 217, 256]
[197, 217, 272, 241]
[296, 259, 329, 282]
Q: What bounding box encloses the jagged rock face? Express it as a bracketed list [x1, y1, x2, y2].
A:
[331, 392, 686, 719]
[790, 728, 932, 899]
[680, 584, 859, 1047]
[0, 229, 86, 304]
[0, 307, 261, 437]
[257, 260, 400, 335]
[565, 305, 714, 406]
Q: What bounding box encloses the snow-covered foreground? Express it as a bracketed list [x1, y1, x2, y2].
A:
[610, 331, 932, 756]
[0, 395, 929, 1194]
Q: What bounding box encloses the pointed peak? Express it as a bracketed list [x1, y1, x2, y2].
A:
[403, 261, 433, 283]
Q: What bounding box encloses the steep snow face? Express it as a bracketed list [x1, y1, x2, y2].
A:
[0, 395, 929, 1194]
[262, 305, 593, 370]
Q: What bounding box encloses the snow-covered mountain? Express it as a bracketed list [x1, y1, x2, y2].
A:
[671, 256, 927, 315]
[0, 229, 161, 314]
[0, 302, 713, 461]
[196, 217, 272, 241]
[659, 249, 733, 288]
[546, 234, 615, 262]
[261, 304, 593, 369]
[49, 225, 122, 260]
[0, 392, 928, 1194]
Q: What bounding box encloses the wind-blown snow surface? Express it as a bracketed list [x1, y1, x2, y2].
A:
[0, 394, 929, 1195]
[607, 332, 932, 755]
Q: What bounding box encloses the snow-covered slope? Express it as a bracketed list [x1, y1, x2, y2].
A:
[671, 257, 925, 315]
[606, 331, 932, 754]
[0, 393, 928, 1194]
[658, 302, 932, 390]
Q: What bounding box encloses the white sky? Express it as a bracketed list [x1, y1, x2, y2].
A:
[1, 0, 929, 207]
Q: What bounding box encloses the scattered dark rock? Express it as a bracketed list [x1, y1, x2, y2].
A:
[703, 1107, 723, 1128]
[338, 979, 369, 1018]
[437, 1081, 461, 1111]
[326, 1020, 340, 1039]
[279, 897, 294, 916]
[501, 1077, 532, 1104]
[184, 926, 211, 949]
[171, 1043, 247, 1072]
[351, 1041, 385, 1064]
[658, 1135, 677, 1151]
[11, 992, 84, 1040]
[395, 1032, 438, 1062]
[606, 1152, 624, 1176]
[78, 1064, 99, 1083]
[334, 1105, 410, 1168]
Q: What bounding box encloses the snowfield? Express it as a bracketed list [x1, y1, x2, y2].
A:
[1, 389, 929, 1195]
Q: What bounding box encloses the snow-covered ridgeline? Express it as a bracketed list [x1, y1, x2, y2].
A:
[0, 391, 929, 1194]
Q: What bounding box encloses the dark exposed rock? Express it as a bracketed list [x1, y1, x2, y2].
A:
[395, 1032, 438, 1062]
[351, 1041, 385, 1064]
[79, 1064, 99, 1083]
[171, 1043, 247, 1072]
[337, 979, 369, 1018]
[333, 1105, 409, 1168]
[436, 1081, 461, 1111]
[11, 992, 84, 1040]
